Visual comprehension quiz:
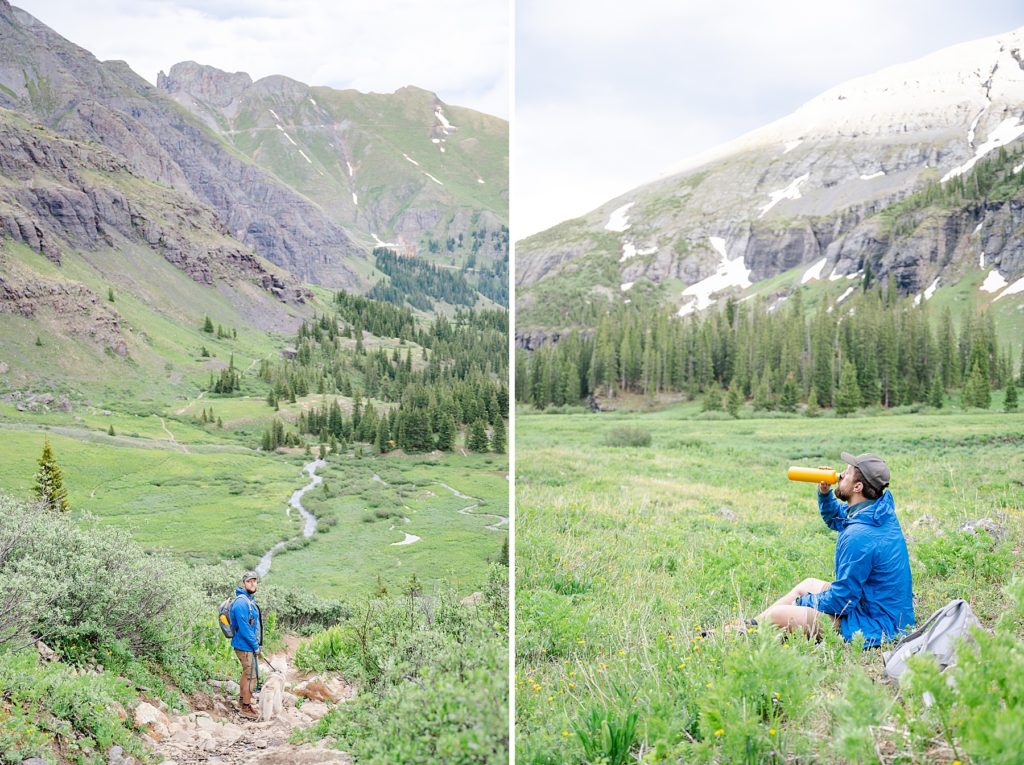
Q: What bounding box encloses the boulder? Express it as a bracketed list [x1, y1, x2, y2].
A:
[958, 517, 1006, 540]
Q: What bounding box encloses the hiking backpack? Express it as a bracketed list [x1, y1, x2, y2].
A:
[882, 598, 981, 681]
[217, 596, 237, 639]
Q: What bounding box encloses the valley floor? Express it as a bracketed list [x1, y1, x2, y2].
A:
[515, 405, 1024, 763]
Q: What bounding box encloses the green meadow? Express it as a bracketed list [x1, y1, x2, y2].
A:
[516, 404, 1024, 764]
[267, 450, 509, 597]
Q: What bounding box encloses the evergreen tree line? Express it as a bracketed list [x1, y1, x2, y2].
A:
[369, 248, 477, 309]
[518, 282, 1021, 413]
[259, 293, 508, 453]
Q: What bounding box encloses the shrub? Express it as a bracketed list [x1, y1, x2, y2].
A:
[603, 427, 652, 447]
[299, 570, 509, 764]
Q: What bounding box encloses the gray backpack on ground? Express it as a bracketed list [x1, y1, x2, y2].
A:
[882, 599, 981, 681]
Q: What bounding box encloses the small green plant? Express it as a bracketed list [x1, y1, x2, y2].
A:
[603, 426, 652, 447]
[572, 706, 638, 765]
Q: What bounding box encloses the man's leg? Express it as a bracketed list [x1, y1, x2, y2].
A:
[755, 578, 838, 638]
[235, 649, 254, 708]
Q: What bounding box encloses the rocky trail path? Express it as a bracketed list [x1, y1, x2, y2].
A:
[135, 638, 354, 765]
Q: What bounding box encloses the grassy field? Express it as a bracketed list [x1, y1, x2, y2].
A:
[515, 404, 1024, 764]
[266, 450, 509, 598]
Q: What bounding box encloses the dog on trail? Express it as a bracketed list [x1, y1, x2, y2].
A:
[257, 657, 286, 722]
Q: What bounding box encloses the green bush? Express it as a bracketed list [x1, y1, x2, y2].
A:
[603, 426, 652, 447]
[299, 567, 509, 764]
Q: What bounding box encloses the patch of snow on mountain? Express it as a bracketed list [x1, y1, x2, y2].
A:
[308, 98, 317, 106]
[768, 296, 788, 312]
[371, 233, 396, 247]
[942, 117, 1024, 182]
[619, 243, 637, 262]
[477, 178, 485, 184]
[435, 107, 454, 130]
[432, 138, 441, 144]
[677, 300, 697, 317]
[346, 161, 354, 177]
[859, 171, 885, 180]
[801, 257, 827, 284]
[980, 252, 986, 268]
[605, 202, 634, 232]
[402, 153, 420, 166]
[758, 174, 810, 219]
[973, 222, 983, 233]
[924, 277, 940, 300]
[967, 107, 986, 146]
[679, 238, 752, 310]
[836, 286, 855, 303]
[637, 245, 658, 256]
[783, 139, 803, 154]
[828, 268, 845, 281]
[980, 269, 1007, 292]
[913, 293, 922, 306]
[620, 282, 634, 292]
[439, 146, 445, 153]
[1015, 162, 1024, 173]
[275, 126, 298, 146]
[298, 150, 312, 164]
[268, 108, 280, 121]
[423, 172, 443, 185]
[352, 193, 358, 205]
[847, 271, 861, 280]
[994, 275, 1024, 300]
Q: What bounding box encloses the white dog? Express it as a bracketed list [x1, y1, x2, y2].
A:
[257, 656, 287, 722]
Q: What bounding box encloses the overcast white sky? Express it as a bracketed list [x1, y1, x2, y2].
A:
[15, 0, 509, 118]
[517, 0, 1024, 238]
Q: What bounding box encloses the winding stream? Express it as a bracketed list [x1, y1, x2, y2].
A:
[437, 482, 509, 531]
[256, 459, 325, 577]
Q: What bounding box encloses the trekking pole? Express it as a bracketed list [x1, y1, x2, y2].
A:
[259, 654, 280, 674]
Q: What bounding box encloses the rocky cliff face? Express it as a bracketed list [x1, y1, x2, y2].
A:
[517, 25, 1024, 330]
[0, 112, 309, 302]
[0, 0, 364, 288]
[157, 62, 509, 270]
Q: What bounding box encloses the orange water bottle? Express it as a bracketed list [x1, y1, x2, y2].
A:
[787, 466, 838, 484]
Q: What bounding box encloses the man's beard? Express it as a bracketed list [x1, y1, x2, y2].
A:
[835, 484, 850, 502]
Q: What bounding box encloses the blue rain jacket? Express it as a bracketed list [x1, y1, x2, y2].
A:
[795, 489, 915, 647]
[229, 586, 261, 653]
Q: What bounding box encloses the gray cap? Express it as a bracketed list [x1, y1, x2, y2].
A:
[241, 571, 259, 583]
[841, 452, 890, 492]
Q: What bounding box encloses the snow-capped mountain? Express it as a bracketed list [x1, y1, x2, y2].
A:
[517, 25, 1024, 334]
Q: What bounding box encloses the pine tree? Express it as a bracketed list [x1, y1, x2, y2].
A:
[835, 361, 862, 416]
[203, 315, 214, 333]
[928, 375, 944, 409]
[1003, 376, 1018, 412]
[963, 358, 991, 409]
[376, 419, 390, 453]
[779, 375, 799, 412]
[726, 383, 742, 419]
[107, 287, 115, 302]
[436, 413, 456, 451]
[467, 419, 489, 452]
[108, 425, 115, 436]
[702, 383, 722, 412]
[34, 437, 70, 512]
[490, 417, 506, 453]
[804, 387, 820, 417]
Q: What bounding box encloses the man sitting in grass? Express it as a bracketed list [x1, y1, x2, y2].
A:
[747, 452, 915, 647]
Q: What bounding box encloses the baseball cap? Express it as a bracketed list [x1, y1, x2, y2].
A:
[840, 452, 890, 492]
[241, 571, 259, 583]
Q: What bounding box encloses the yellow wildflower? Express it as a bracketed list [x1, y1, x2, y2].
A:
[714, 728, 724, 737]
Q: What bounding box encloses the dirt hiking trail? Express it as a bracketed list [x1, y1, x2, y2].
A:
[136, 636, 354, 765]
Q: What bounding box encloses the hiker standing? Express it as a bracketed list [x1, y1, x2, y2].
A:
[230, 571, 263, 719]
[752, 452, 915, 646]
